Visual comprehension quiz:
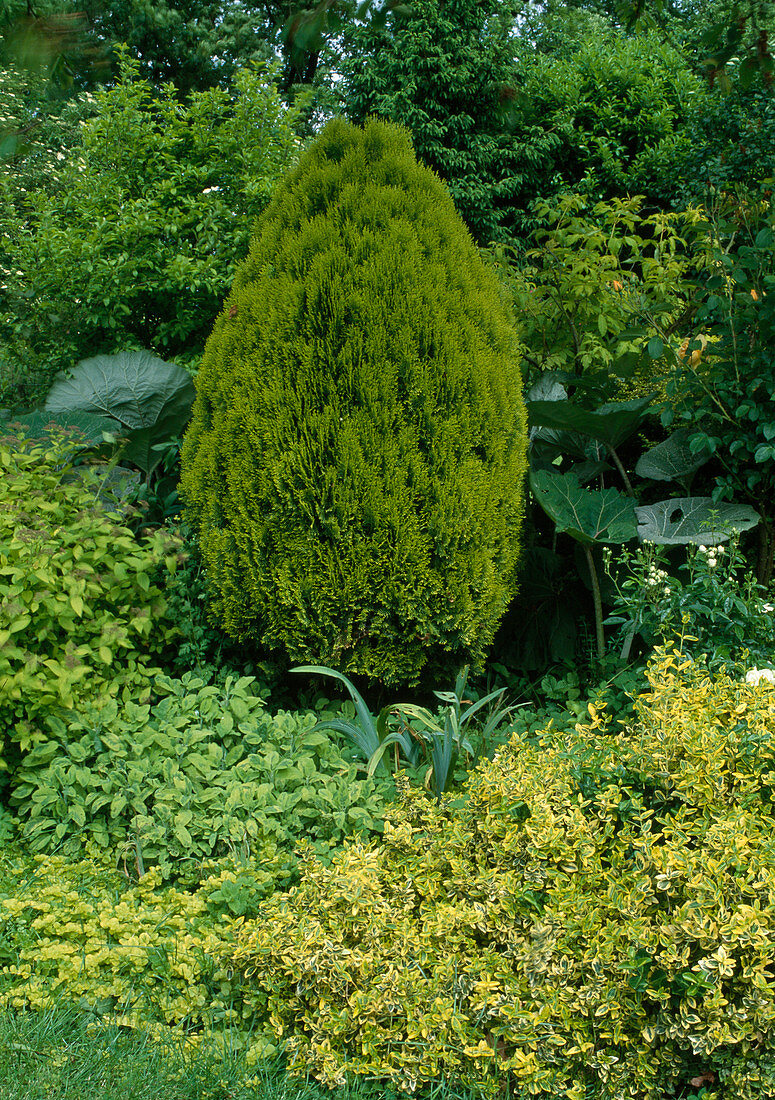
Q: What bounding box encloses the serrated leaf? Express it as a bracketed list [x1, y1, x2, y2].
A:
[636, 498, 760, 545]
[530, 470, 638, 545]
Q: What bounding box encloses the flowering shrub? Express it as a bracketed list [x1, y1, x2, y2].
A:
[605, 536, 774, 668]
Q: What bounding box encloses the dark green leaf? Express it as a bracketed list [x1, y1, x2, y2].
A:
[530, 469, 638, 545]
[635, 429, 712, 483]
[527, 396, 652, 448]
[647, 336, 664, 360]
[44, 351, 195, 477]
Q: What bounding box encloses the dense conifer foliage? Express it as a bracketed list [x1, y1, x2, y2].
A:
[181, 117, 528, 685]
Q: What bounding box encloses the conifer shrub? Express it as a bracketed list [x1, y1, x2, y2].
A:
[181, 117, 527, 686]
[233, 652, 775, 1097]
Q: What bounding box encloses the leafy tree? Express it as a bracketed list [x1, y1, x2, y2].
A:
[181, 117, 528, 686]
[673, 82, 775, 204]
[487, 194, 693, 392]
[502, 23, 704, 234]
[664, 191, 775, 585]
[341, 6, 702, 243]
[340, 0, 523, 245]
[76, 0, 276, 93]
[0, 0, 100, 88]
[0, 54, 306, 407]
[5, 0, 410, 95]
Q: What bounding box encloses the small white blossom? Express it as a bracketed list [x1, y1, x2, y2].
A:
[745, 668, 775, 686]
[202, 186, 220, 194]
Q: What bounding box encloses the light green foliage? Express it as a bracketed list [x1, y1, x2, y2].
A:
[0, 431, 178, 762]
[234, 653, 775, 1097]
[0, 54, 305, 406]
[9, 671, 387, 883]
[182, 116, 528, 686]
[487, 195, 692, 392]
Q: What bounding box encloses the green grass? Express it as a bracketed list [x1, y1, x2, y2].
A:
[0, 1005, 480, 1100]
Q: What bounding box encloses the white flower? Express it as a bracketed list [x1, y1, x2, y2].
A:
[762, 603, 774, 614]
[698, 545, 708, 554]
[745, 668, 775, 686]
[202, 186, 220, 194]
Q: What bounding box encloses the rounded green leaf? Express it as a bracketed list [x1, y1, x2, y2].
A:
[636, 498, 760, 545]
[45, 351, 195, 476]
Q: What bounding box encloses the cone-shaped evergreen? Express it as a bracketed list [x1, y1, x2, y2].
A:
[181, 117, 527, 685]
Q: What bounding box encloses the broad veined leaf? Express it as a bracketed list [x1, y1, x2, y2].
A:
[636, 498, 760, 545]
[0, 409, 117, 447]
[44, 351, 195, 476]
[526, 395, 653, 448]
[525, 371, 568, 404]
[530, 469, 638, 545]
[635, 429, 713, 483]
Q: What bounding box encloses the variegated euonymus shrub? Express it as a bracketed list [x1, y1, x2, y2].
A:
[234, 650, 775, 1099]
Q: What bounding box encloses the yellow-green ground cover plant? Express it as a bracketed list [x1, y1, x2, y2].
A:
[181, 117, 528, 687]
[233, 651, 775, 1099]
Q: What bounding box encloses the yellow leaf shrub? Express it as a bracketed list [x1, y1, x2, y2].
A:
[233, 652, 775, 1098]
